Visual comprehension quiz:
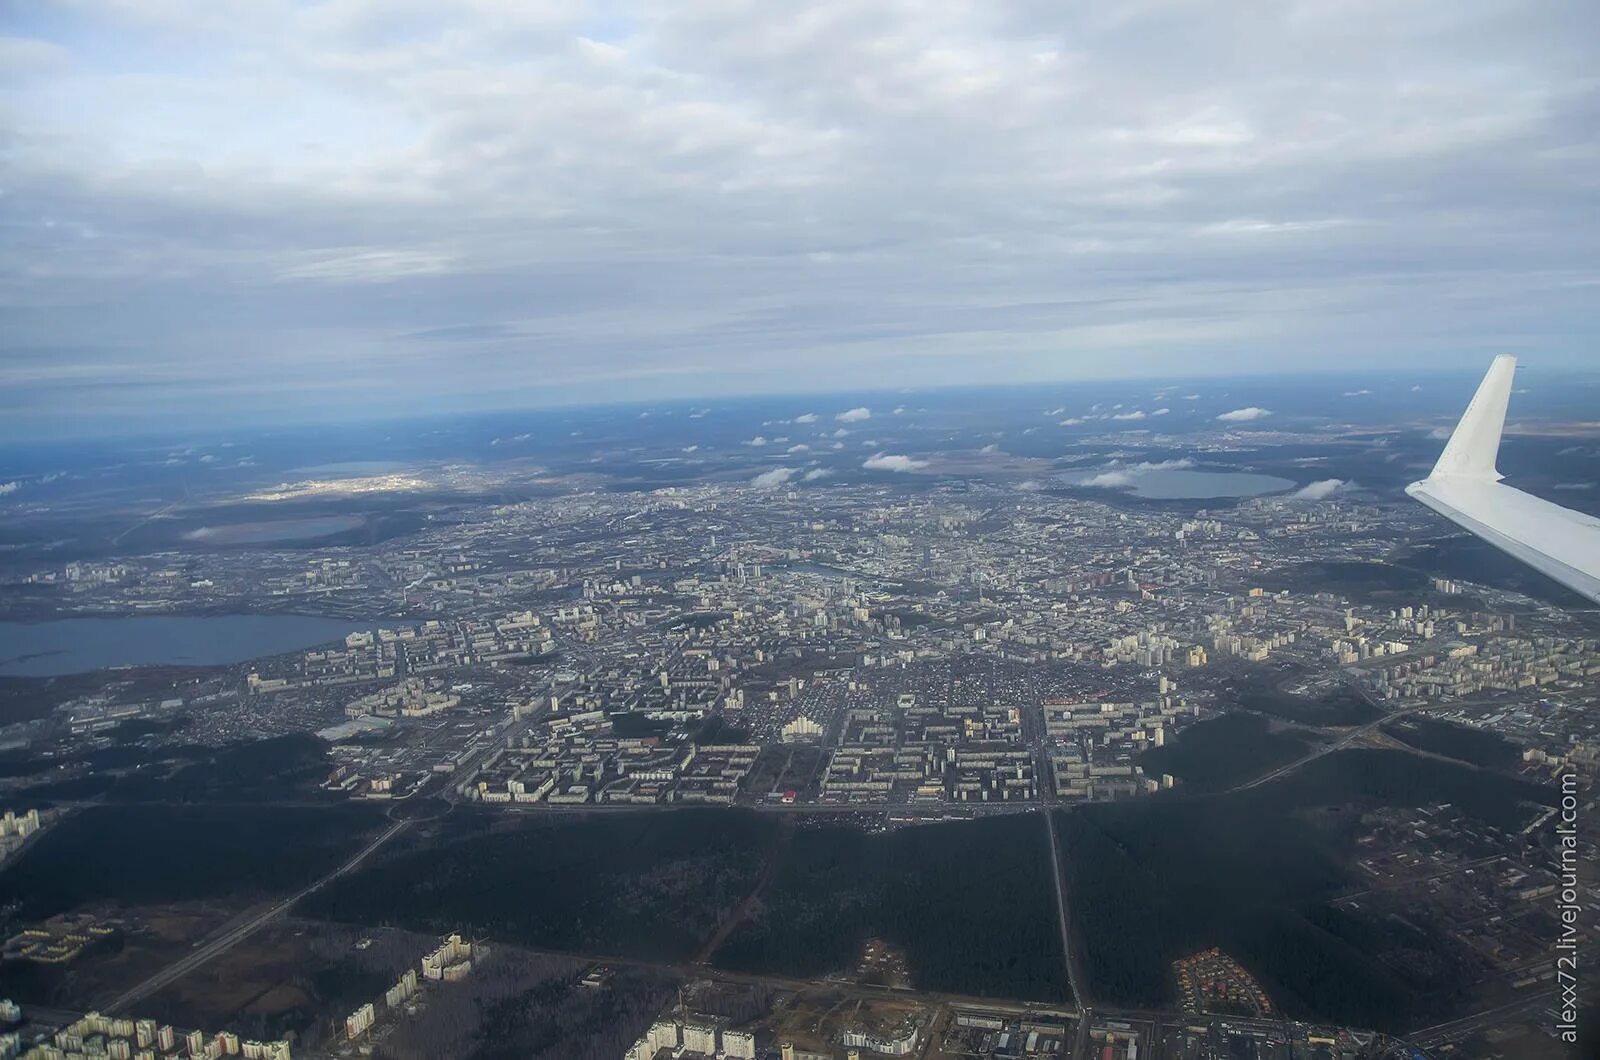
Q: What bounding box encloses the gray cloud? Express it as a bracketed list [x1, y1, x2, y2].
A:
[2, 0, 1598, 436]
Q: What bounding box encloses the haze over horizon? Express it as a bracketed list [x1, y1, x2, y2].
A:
[4, 0, 1598, 438]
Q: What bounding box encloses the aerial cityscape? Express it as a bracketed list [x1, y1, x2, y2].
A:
[0, 375, 1595, 1058]
[2, 0, 1597, 1058]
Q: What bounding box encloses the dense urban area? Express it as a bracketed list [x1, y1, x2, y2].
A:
[0, 396, 1594, 1060]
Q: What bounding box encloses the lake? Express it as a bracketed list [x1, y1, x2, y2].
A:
[1062, 466, 1295, 499]
[0, 614, 375, 677]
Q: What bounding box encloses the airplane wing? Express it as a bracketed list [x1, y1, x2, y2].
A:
[1407, 354, 1600, 605]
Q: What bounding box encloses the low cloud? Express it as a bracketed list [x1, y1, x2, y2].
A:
[803, 468, 833, 481]
[1217, 406, 1272, 422]
[0, 481, 18, 496]
[1289, 478, 1348, 500]
[1111, 410, 1147, 421]
[1080, 458, 1193, 488]
[1059, 417, 1084, 426]
[863, 452, 928, 472]
[1151, 408, 1170, 416]
[787, 444, 810, 453]
[744, 435, 768, 446]
[1081, 470, 1136, 487]
[1553, 482, 1593, 491]
[1343, 389, 1373, 397]
[793, 412, 818, 423]
[979, 443, 1001, 453]
[836, 407, 872, 422]
[750, 467, 796, 488]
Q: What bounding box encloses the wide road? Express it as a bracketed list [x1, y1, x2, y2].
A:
[497, 798, 1041, 818]
[1226, 679, 1554, 798]
[1226, 710, 1394, 794]
[1042, 809, 1083, 1013]
[1024, 701, 1084, 1014]
[1222, 678, 1463, 797]
[1403, 988, 1558, 1055]
[105, 819, 411, 1014]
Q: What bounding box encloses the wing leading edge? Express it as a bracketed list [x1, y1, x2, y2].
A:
[1406, 355, 1600, 605]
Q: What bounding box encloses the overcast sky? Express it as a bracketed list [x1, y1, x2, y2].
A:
[3, 0, 1597, 438]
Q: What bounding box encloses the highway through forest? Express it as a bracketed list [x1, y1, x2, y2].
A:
[104, 819, 411, 1014]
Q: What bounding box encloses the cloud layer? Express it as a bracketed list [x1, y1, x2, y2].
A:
[3, 1, 1597, 436]
[863, 452, 929, 472]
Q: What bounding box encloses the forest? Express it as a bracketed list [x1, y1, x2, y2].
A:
[301, 808, 775, 963]
[1379, 716, 1521, 769]
[0, 802, 387, 920]
[1058, 748, 1554, 1031]
[1225, 678, 1381, 726]
[6, 733, 337, 805]
[712, 812, 1067, 1002]
[1140, 712, 1311, 792]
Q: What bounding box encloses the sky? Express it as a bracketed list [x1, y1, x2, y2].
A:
[2, 0, 1597, 439]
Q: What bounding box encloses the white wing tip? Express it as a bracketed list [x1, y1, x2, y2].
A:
[1428, 355, 1517, 481]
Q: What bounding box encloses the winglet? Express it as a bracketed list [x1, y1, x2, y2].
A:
[1429, 354, 1516, 481]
